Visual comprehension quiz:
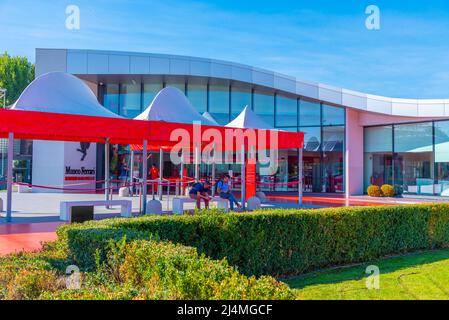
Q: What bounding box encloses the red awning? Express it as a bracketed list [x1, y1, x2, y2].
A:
[0, 109, 303, 150]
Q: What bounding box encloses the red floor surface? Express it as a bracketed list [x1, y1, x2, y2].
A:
[0, 222, 65, 256]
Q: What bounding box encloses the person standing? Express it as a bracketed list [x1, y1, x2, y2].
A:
[189, 181, 212, 210]
[149, 163, 159, 193]
[217, 174, 242, 211]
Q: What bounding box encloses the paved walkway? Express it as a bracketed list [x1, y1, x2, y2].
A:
[0, 222, 64, 255]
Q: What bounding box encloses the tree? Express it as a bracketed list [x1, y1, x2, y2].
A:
[0, 52, 35, 107]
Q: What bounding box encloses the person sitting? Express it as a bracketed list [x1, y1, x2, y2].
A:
[189, 181, 212, 210]
[217, 174, 242, 211]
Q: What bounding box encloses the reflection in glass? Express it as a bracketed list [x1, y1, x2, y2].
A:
[276, 94, 297, 127]
[231, 84, 251, 120]
[165, 77, 186, 94]
[120, 81, 141, 118]
[322, 104, 345, 126]
[209, 83, 230, 125]
[435, 121, 449, 195]
[187, 79, 207, 113]
[364, 126, 393, 190]
[322, 126, 344, 193]
[253, 89, 274, 126]
[300, 127, 322, 192]
[103, 84, 119, 114]
[142, 77, 163, 107]
[394, 122, 433, 195]
[299, 98, 320, 126]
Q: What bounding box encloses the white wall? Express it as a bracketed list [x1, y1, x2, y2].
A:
[32, 140, 65, 193]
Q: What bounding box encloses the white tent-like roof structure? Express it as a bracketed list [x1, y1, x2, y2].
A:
[225, 106, 274, 129]
[12, 72, 120, 118]
[135, 87, 216, 125]
[202, 112, 219, 125]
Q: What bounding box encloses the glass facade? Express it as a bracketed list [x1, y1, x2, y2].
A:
[97, 75, 347, 193]
[187, 78, 207, 113]
[209, 81, 230, 125]
[253, 89, 275, 127]
[103, 83, 119, 114]
[276, 94, 297, 127]
[364, 120, 449, 196]
[231, 83, 251, 120]
[119, 81, 141, 118]
[364, 126, 393, 190]
[322, 126, 344, 193]
[0, 139, 32, 189]
[142, 77, 163, 108]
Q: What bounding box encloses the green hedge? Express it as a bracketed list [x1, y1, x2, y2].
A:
[0, 235, 294, 300]
[58, 204, 449, 277]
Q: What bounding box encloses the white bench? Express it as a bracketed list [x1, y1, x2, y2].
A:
[60, 200, 132, 222]
[172, 197, 229, 215]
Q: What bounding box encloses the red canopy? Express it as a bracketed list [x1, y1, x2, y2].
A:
[0, 109, 303, 150]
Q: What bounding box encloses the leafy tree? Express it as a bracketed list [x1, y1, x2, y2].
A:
[0, 52, 35, 107]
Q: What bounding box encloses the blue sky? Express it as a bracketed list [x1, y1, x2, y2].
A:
[1, 0, 449, 98]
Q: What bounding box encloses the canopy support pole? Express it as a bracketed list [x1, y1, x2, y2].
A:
[241, 144, 246, 210]
[194, 144, 200, 182]
[211, 144, 216, 197]
[104, 139, 110, 209]
[298, 148, 303, 207]
[142, 139, 148, 215]
[129, 150, 134, 196]
[6, 132, 14, 223]
[158, 148, 163, 200]
[180, 150, 184, 196]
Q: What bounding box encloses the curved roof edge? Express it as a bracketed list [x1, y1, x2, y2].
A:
[38, 48, 449, 118]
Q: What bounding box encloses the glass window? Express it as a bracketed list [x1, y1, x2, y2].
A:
[277, 127, 298, 132]
[394, 122, 433, 195]
[165, 76, 186, 94]
[143, 77, 163, 107]
[322, 126, 344, 193]
[103, 84, 119, 114]
[300, 127, 321, 152]
[300, 127, 322, 193]
[187, 78, 207, 113]
[209, 82, 230, 125]
[435, 121, 449, 195]
[253, 89, 274, 126]
[322, 104, 345, 126]
[231, 84, 251, 120]
[276, 94, 297, 127]
[364, 126, 393, 190]
[120, 81, 141, 118]
[299, 98, 320, 126]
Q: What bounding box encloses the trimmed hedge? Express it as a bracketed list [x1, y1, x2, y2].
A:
[58, 204, 449, 277]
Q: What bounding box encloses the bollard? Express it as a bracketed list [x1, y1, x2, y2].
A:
[146, 199, 162, 215]
[247, 196, 262, 211]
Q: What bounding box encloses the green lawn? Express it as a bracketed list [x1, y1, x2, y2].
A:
[284, 249, 449, 300]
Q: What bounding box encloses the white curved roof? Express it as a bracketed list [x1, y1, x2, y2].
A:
[135, 87, 216, 125]
[202, 112, 219, 125]
[44, 49, 449, 118]
[12, 72, 120, 118]
[226, 106, 274, 129]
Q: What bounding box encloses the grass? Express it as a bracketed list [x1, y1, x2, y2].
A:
[284, 249, 449, 300]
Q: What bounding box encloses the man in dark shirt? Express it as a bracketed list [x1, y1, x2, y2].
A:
[189, 181, 212, 210]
